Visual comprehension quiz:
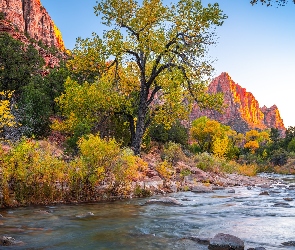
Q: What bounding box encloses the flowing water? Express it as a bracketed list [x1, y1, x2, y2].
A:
[1, 174, 295, 249]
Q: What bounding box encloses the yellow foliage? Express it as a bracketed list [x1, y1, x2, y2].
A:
[237, 164, 257, 176]
[0, 91, 16, 136]
[156, 160, 174, 180]
[244, 140, 259, 153]
[190, 117, 236, 158]
[0, 136, 149, 205]
[212, 136, 229, 158]
[245, 130, 259, 142]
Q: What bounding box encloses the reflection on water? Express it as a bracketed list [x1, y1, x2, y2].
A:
[1, 174, 295, 249]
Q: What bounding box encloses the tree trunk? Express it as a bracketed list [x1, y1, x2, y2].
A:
[131, 83, 148, 155]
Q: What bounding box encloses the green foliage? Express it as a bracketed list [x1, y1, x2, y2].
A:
[0, 33, 45, 94]
[149, 120, 188, 146]
[270, 148, 288, 166]
[0, 135, 148, 206]
[68, 0, 226, 154]
[190, 116, 238, 158]
[161, 142, 187, 164]
[287, 138, 295, 152]
[0, 12, 5, 20]
[195, 152, 257, 176]
[18, 65, 69, 138]
[19, 77, 52, 137]
[52, 76, 127, 149]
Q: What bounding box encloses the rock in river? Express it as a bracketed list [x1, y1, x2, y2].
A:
[145, 197, 182, 206]
[208, 233, 244, 250]
[0, 236, 22, 246]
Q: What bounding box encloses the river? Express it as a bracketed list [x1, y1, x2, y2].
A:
[1, 174, 295, 249]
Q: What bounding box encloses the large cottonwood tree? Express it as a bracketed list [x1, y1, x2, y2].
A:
[67, 0, 226, 154]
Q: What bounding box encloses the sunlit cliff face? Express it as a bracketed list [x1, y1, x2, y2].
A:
[53, 22, 65, 51]
[191, 72, 285, 134]
[0, 0, 65, 51]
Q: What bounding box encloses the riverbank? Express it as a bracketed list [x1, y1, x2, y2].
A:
[0, 140, 276, 208]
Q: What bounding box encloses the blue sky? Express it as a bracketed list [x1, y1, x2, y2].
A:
[42, 0, 295, 127]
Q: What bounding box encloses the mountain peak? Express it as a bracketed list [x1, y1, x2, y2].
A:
[191, 73, 285, 134]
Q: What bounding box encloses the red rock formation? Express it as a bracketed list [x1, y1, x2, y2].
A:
[191, 72, 286, 134]
[0, 0, 65, 50]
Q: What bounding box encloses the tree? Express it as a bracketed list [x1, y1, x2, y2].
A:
[190, 116, 238, 158]
[0, 33, 45, 94]
[67, 0, 226, 154]
[250, 0, 295, 6]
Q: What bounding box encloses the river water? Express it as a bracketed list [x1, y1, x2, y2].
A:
[1, 174, 295, 249]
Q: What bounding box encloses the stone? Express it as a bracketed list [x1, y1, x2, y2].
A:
[191, 186, 213, 193]
[257, 184, 271, 189]
[283, 197, 294, 201]
[190, 72, 285, 135]
[208, 233, 245, 250]
[145, 197, 182, 206]
[273, 202, 291, 208]
[227, 189, 235, 193]
[0, 236, 22, 246]
[282, 241, 295, 246]
[259, 191, 269, 195]
[208, 233, 244, 250]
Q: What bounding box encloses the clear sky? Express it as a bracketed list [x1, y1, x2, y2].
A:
[41, 0, 295, 127]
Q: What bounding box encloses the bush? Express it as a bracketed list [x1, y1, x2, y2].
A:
[149, 120, 188, 146]
[0, 139, 67, 206]
[161, 142, 187, 164]
[194, 152, 257, 176]
[270, 148, 288, 166]
[156, 160, 174, 180]
[0, 135, 148, 206]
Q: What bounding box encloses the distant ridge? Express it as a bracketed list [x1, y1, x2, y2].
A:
[190, 72, 285, 134]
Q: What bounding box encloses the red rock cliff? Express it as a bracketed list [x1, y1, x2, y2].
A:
[0, 0, 65, 50]
[191, 72, 286, 134]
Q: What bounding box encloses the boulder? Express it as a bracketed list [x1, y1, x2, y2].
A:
[259, 191, 269, 195]
[282, 241, 295, 246]
[145, 197, 182, 206]
[227, 189, 235, 193]
[208, 233, 244, 250]
[0, 236, 22, 246]
[283, 197, 294, 201]
[191, 186, 213, 193]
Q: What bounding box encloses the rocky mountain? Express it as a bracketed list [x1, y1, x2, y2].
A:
[191, 72, 285, 134]
[0, 0, 65, 67]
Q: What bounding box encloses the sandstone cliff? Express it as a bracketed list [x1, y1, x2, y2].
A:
[0, 0, 64, 50]
[191, 72, 285, 134]
[0, 0, 65, 67]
